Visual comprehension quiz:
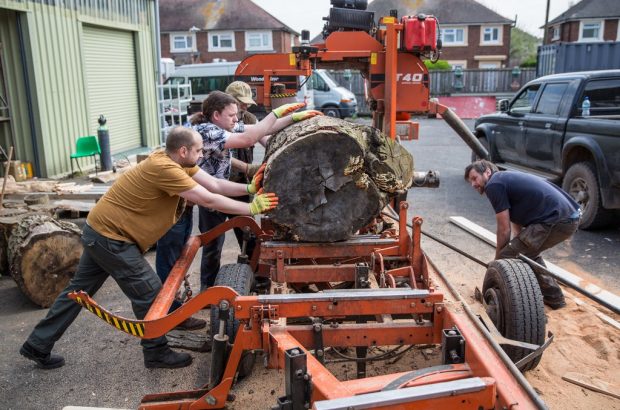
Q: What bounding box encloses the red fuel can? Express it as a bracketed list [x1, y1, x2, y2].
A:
[402, 14, 438, 53]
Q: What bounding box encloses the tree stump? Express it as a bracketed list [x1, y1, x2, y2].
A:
[263, 116, 413, 242]
[7, 214, 82, 307]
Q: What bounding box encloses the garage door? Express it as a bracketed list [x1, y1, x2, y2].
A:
[83, 26, 142, 152]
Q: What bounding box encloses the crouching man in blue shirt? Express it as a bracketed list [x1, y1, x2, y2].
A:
[465, 160, 581, 309]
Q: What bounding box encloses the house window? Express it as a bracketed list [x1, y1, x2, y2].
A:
[440, 28, 465, 45]
[579, 20, 603, 42]
[481, 26, 501, 45]
[209, 31, 235, 51]
[552, 26, 560, 41]
[245, 30, 273, 51]
[170, 33, 195, 53]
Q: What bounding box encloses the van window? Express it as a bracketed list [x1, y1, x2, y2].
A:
[190, 76, 234, 95]
[163, 76, 187, 99]
[583, 79, 620, 116]
[312, 73, 329, 92]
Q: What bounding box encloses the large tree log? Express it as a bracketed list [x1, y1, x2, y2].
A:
[7, 214, 82, 307]
[263, 116, 413, 242]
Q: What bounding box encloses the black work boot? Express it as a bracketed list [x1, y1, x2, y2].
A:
[143, 345, 192, 369]
[20, 342, 65, 369]
[544, 297, 567, 310]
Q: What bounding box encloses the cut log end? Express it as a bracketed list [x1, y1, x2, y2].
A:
[8, 216, 82, 307]
[263, 116, 413, 242]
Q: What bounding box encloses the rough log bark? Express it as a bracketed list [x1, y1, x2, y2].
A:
[263, 116, 413, 242]
[7, 214, 82, 307]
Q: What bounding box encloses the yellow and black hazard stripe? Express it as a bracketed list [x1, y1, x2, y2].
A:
[75, 295, 145, 338]
[270, 93, 297, 98]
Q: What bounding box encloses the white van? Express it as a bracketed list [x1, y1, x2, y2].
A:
[162, 61, 313, 120]
[310, 69, 357, 118]
[163, 61, 240, 102]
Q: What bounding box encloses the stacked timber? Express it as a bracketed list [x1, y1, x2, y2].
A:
[263, 116, 413, 242]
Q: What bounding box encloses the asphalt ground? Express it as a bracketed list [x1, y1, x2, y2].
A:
[0, 118, 618, 410]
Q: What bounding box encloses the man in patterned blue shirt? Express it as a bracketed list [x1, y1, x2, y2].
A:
[193, 91, 322, 291]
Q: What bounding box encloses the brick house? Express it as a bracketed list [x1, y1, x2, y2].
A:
[159, 0, 299, 65]
[544, 0, 620, 44]
[366, 0, 514, 69]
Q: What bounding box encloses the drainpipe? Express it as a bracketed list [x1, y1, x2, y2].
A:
[16, 14, 41, 177]
[153, 0, 165, 144]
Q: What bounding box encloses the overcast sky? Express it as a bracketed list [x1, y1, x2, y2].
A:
[252, 0, 576, 39]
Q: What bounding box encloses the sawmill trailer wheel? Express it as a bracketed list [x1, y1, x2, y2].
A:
[482, 259, 546, 371]
[210, 263, 256, 379]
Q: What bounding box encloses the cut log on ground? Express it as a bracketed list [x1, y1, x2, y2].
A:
[7, 214, 82, 307]
[263, 116, 413, 242]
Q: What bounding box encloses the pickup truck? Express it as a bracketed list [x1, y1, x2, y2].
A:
[473, 70, 620, 229]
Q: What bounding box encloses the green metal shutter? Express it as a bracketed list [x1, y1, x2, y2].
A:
[83, 26, 142, 152]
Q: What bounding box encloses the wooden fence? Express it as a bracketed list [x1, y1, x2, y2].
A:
[329, 68, 536, 115]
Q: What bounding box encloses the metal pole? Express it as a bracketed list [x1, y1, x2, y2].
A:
[543, 0, 551, 44]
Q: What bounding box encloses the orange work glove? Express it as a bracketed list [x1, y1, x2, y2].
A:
[292, 110, 324, 122]
[246, 164, 266, 194]
[249, 191, 279, 215]
[272, 102, 306, 118]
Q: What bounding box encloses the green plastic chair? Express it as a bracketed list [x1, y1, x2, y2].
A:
[70, 136, 101, 176]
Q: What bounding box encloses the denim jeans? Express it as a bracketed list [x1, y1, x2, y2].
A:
[155, 207, 194, 312]
[198, 200, 256, 291]
[498, 219, 579, 301]
[26, 224, 167, 354]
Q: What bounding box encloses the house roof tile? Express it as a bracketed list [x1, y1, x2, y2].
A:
[547, 0, 620, 26]
[159, 0, 298, 34]
[367, 0, 513, 25]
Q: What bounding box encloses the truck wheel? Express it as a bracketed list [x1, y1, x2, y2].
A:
[470, 136, 491, 162]
[322, 106, 340, 118]
[562, 162, 613, 229]
[210, 263, 255, 379]
[482, 259, 545, 371]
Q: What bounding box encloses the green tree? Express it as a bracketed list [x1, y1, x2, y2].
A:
[510, 27, 540, 67]
[424, 59, 451, 70]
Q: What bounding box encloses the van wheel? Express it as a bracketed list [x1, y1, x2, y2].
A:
[562, 162, 612, 229]
[322, 106, 340, 118]
[483, 259, 546, 371]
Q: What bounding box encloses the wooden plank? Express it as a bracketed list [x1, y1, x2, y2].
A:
[449, 215, 620, 315]
[562, 372, 620, 400]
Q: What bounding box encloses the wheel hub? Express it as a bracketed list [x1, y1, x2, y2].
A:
[569, 177, 589, 206]
[483, 287, 504, 332]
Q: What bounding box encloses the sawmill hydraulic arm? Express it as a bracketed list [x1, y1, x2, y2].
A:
[234, 0, 488, 158]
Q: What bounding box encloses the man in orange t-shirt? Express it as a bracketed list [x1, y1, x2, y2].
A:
[20, 126, 277, 370]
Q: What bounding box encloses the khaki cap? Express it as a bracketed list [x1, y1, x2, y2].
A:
[225, 81, 256, 106]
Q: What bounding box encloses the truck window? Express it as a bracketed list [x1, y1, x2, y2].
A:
[583, 79, 620, 116]
[511, 84, 541, 114]
[534, 83, 568, 115]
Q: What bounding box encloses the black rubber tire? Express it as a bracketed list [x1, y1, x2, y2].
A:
[562, 162, 613, 229]
[470, 136, 491, 162]
[210, 263, 255, 379]
[482, 259, 546, 372]
[322, 105, 340, 118]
